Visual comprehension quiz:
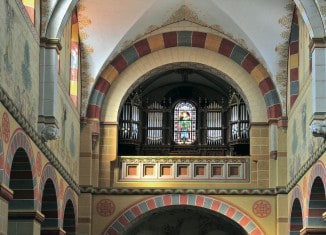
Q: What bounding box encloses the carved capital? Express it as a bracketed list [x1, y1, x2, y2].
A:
[40, 124, 59, 141]
[310, 120, 326, 138]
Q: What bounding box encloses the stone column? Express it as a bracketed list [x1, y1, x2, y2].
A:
[276, 194, 288, 235]
[250, 123, 269, 188]
[310, 38, 326, 137]
[99, 122, 118, 187]
[8, 210, 44, 235]
[0, 184, 13, 235]
[77, 193, 92, 235]
[38, 38, 61, 141]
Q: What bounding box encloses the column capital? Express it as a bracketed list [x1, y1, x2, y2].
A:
[310, 37, 326, 52]
[40, 37, 62, 52]
[0, 183, 13, 201]
[8, 210, 45, 224]
[300, 226, 326, 235]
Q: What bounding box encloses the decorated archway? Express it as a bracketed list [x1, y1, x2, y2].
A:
[87, 31, 282, 128]
[104, 194, 264, 235]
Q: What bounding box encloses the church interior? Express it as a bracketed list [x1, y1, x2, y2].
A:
[0, 0, 326, 234]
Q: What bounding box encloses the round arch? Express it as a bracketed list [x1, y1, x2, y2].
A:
[306, 161, 326, 227]
[4, 129, 37, 195]
[290, 186, 304, 233]
[294, 0, 326, 38]
[62, 187, 78, 231]
[101, 50, 268, 124]
[307, 161, 326, 201]
[104, 194, 265, 235]
[39, 163, 59, 211]
[87, 31, 282, 127]
[44, 0, 78, 38]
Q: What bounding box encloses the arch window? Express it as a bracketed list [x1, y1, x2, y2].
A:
[174, 101, 196, 144]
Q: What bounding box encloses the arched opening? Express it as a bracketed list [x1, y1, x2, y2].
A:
[41, 179, 59, 234]
[8, 148, 35, 234]
[105, 195, 264, 234]
[308, 177, 326, 227]
[124, 205, 247, 235]
[63, 199, 76, 235]
[290, 198, 303, 235]
[118, 68, 250, 156]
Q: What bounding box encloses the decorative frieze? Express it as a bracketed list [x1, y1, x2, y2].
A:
[79, 185, 287, 195]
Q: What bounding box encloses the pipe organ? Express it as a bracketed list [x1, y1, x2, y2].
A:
[206, 101, 224, 145]
[228, 94, 249, 142]
[119, 95, 141, 145]
[146, 102, 163, 145]
[118, 90, 250, 156]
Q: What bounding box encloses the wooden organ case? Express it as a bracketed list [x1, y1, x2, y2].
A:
[118, 88, 250, 156]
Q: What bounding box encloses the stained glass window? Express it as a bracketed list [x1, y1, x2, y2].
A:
[174, 101, 196, 144]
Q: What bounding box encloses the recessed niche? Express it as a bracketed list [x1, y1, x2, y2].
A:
[160, 165, 172, 177]
[177, 165, 189, 177]
[194, 164, 206, 177]
[211, 164, 223, 177]
[143, 165, 155, 177]
[127, 165, 138, 176]
[228, 164, 240, 177]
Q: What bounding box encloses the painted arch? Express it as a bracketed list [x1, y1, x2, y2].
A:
[4, 129, 37, 193]
[38, 163, 60, 211]
[87, 31, 282, 130]
[62, 187, 78, 234]
[104, 194, 265, 235]
[290, 186, 304, 234]
[306, 161, 326, 227]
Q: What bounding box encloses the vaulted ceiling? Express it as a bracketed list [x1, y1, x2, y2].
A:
[78, 0, 293, 80]
[77, 0, 294, 115]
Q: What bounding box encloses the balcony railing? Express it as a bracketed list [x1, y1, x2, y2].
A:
[119, 156, 249, 182]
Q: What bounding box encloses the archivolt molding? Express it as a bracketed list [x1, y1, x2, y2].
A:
[102, 51, 267, 124]
[45, 0, 79, 38]
[87, 31, 282, 137]
[294, 0, 326, 38]
[104, 194, 265, 235]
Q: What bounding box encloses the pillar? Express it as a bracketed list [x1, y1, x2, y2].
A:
[99, 123, 118, 187]
[38, 38, 61, 141]
[0, 184, 13, 235]
[310, 38, 326, 135]
[8, 210, 44, 235]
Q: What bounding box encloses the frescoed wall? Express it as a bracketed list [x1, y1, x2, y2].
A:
[0, 0, 39, 129]
[287, 12, 323, 183]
